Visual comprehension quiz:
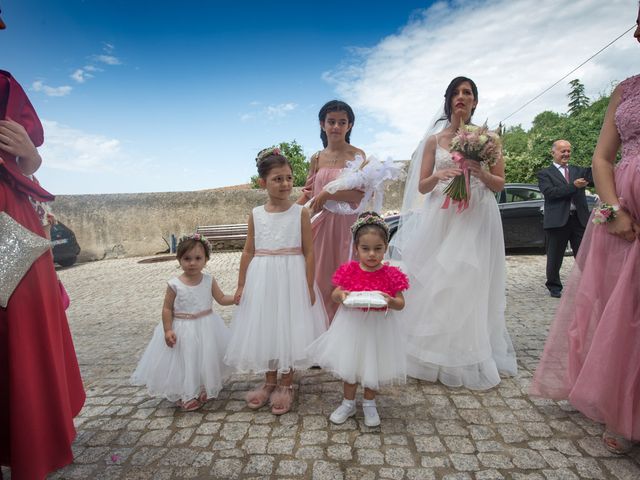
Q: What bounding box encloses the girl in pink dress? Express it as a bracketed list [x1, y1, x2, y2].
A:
[307, 212, 409, 427]
[531, 8, 640, 454]
[298, 100, 365, 322]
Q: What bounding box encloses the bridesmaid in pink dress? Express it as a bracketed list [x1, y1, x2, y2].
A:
[298, 100, 365, 322]
[531, 8, 640, 454]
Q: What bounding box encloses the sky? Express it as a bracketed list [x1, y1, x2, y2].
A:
[1, 0, 638, 195]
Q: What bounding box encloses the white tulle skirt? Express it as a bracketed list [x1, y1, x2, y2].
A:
[306, 307, 407, 390]
[398, 186, 517, 390]
[224, 255, 327, 373]
[131, 313, 231, 402]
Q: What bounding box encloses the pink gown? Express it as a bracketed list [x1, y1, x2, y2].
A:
[303, 167, 357, 322]
[530, 75, 640, 440]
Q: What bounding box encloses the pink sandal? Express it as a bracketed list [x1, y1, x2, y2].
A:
[603, 430, 634, 455]
[246, 383, 276, 410]
[270, 385, 294, 415]
[180, 398, 204, 412]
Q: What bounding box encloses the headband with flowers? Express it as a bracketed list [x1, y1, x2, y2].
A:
[255, 146, 285, 166]
[350, 212, 389, 241]
[178, 233, 212, 254]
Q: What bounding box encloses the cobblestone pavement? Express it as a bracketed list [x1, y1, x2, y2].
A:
[10, 253, 640, 479]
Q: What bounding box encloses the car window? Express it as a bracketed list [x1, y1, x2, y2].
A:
[505, 188, 543, 203]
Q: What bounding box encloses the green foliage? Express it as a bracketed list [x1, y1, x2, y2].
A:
[502, 80, 611, 184]
[567, 79, 590, 116]
[250, 140, 309, 188]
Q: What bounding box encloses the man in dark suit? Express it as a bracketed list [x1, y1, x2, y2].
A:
[537, 140, 593, 297]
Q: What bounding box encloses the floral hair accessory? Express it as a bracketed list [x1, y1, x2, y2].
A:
[178, 233, 212, 253]
[350, 212, 389, 241]
[592, 202, 620, 224]
[256, 146, 284, 165]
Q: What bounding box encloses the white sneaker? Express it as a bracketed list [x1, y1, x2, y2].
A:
[330, 399, 356, 424]
[362, 399, 380, 427]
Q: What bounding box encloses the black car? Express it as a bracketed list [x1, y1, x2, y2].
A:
[51, 222, 81, 267]
[385, 183, 597, 251]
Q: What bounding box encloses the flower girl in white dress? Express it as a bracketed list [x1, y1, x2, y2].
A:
[224, 147, 327, 415]
[131, 234, 234, 411]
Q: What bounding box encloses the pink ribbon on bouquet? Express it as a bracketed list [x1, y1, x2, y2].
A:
[441, 151, 471, 213]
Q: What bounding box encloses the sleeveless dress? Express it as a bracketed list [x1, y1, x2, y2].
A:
[224, 204, 327, 373]
[531, 75, 640, 440]
[398, 142, 517, 390]
[303, 166, 358, 322]
[131, 273, 230, 402]
[307, 262, 409, 390]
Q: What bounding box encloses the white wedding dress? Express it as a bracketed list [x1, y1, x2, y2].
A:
[397, 141, 517, 390]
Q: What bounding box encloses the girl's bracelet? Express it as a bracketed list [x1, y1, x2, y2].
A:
[592, 203, 620, 224]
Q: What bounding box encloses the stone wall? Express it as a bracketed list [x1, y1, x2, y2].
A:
[52, 175, 406, 261]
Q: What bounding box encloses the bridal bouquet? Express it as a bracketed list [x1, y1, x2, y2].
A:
[442, 123, 501, 212]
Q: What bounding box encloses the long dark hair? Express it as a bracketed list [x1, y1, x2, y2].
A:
[443, 76, 478, 123]
[318, 100, 355, 148]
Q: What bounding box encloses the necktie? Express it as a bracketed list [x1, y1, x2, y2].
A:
[562, 166, 569, 182]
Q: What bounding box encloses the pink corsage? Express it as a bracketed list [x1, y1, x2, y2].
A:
[592, 203, 619, 224]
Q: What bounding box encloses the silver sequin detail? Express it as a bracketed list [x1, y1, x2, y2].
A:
[0, 212, 50, 307]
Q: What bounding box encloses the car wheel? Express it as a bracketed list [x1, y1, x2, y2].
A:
[57, 256, 77, 267]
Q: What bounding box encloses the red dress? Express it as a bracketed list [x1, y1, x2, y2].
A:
[0, 70, 85, 479]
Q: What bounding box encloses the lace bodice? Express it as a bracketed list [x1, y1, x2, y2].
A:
[168, 274, 213, 314]
[433, 145, 490, 194]
[615, 75, 640, 161]
[252, 204, 302, 251]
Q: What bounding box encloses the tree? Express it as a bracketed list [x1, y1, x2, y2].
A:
[251, 140, 309, 188]
[567, 79, 590, 116]
[501, 85, 610, 184]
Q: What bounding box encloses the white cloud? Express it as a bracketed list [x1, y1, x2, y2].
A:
[31, 81, 72, 97]
[265, 102, 297, 118]
[70, 68, 94, 83]
[325, 0, 638, 160]
[94, 54, 121, 65]
[39, 120, 125, 172]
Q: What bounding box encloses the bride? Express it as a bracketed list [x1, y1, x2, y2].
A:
[391, 76, 517, 390]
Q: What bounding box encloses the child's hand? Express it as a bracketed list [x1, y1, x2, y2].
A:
[381, 293, 394, 306]
[164, 329, 177, 348]
[339, 290, 349, 303]
[234, 286, 244, 305]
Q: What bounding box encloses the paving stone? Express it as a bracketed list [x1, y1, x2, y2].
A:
[313, 460, 344, 480]
[602, 458, 640, 480]
[167, 427, 195, 446]
[342, 467, 371, 480]
[477, 453, 514, 469]
[541, 469, 578, 480]
[443, 436, 476, 453]
[210, 458, 243, 479]
[242, 455, 274, 475]
[296, 446, 325, 460]
[356, 448, 385, 465]
[378, 466, 405, 479]
[510, 448, 549, 469]
[327, 444, 353, 461]
[243, 438, 268, 454]
[385, 447, 415, 467]
[405, 468, 437, 480]
[415, 436, 446, 453]
[354, 434, 382, 449]
[449, 454, 479, 471]
[267, 437, 296, 455]
[276, 459, 308, 476]
[475, 469, 505, 480]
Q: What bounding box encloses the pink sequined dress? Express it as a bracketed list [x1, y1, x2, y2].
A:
[302, 166, 358, 322]
[531, 75, 640, 440]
